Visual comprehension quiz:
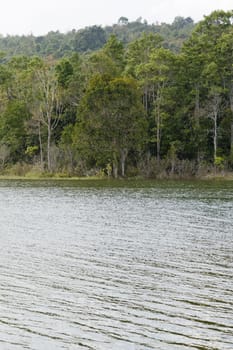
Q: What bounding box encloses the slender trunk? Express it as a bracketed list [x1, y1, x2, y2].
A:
[120, 149, 128, 177]
[194, 85, 200, 163]
[231, 122, 233, 154]
[213, 111, 217, 162]
[156, 101, 161, 165]
[47, 117, 51, 172]
[112, 162, 118, 178]
[157, 119, 160, 164]
[38, 122, 44, 170]
[212, 93, 220, 162]
[112, 139, 118, 178]
[155, 84, 164, 166]
[68, 148, 74, 173]
[229, 89, 233, 154]
[171, 156, 175, 175]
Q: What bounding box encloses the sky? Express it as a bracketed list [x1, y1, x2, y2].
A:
[0, 0, 232, 36]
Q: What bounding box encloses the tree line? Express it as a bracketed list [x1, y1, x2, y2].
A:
[0, 16, 194, 59]
[0, 10, 232, 178]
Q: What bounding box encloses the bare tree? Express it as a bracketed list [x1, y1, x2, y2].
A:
[205, 90, 222, 162]
[35, 62, 63, 172]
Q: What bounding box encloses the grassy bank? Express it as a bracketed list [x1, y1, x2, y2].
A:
[1, 158, 233, 182]
[0, 171, 233, 181]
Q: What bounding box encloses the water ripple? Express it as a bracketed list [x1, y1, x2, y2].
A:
[0, 180, 232, 349]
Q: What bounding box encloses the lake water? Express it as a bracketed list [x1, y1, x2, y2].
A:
[0, 179, 232, 350]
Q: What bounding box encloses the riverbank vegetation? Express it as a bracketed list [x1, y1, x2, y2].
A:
[0, 10, 233, 178]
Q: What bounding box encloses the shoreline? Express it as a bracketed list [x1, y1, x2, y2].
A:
[0, 172, 233, 181]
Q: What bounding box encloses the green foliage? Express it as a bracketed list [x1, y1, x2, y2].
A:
[0, 17, 195, 59]
[103, 35, 125, 71]
[73, 26, 107, 52]
[0, 100, 30, 161]
[1, 10, 233, 177]
[25, 145, 39, 157]
[214, 156, 225, 169]
[56, 59, 74, 87]
[74, 74, 147, 176]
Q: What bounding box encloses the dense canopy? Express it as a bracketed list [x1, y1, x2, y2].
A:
[0, 11, 233, 178]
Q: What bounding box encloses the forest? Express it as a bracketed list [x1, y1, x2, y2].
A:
[0, 10, 232, 178]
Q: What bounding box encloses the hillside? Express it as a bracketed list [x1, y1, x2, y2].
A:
[0, 16, 195, 59]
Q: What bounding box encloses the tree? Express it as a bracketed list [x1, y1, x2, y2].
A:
[181, 10, 233, 163]
[118, 17, 129, 25]
[85, 35, 125, 81]
[87, 51, 119, 77]
[73, 26, 107, 52]
[171, 16, 194, 30]
[31, 59, 63, 171]
[217, 25, 233, 156]
[103, 35, 125, 74]
[136, 48, 176, 163]
[74, 74, 147, 177]
[125, 33, 164, 77]
[0, 100, 30, 161]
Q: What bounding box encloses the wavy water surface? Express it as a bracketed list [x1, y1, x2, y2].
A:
[0, 180, 232, 349]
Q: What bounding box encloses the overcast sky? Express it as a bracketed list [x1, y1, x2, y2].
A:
[0, 0, 232, 36]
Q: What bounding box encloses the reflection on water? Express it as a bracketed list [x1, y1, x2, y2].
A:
[0, 180, 233, 349]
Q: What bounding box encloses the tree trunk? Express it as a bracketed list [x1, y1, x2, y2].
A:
[229, 89, 233, 155]
[113, 162, 118, 178]
[211, 92, 221, 162]
[194, 85, 200, 163]
[213, 110, 217, 162]
[156, 102, 161, 165]
[112, 151, 118, 178]
[120, 149, 128, 177]
[231, 122, 233, 155]
[47, 118, 51, 172]
[38, 122, 44, 171]
[155, 84, 164, 166]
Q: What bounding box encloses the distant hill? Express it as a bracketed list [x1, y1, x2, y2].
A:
[0, 16, 195, 59]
